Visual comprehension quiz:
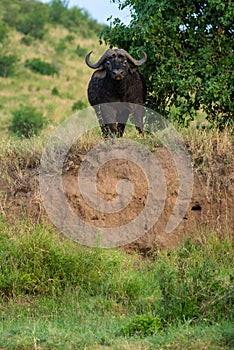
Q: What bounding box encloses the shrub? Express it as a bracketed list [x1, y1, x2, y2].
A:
[0, 53, 18, 77]
[9, 105, 45, 138]
[0, 20, 9, 43]
[65, 34, 75, 42]
[24, 58, 58, 76]
[51, 87, 60, 96]
[72, 100, 87, 111]
[49, 0, 69, 24]
[121, 314, 161, 337]
[75, 44, 87, 57]
[20, 35, 34, 46]
[14, 2, 48, 39]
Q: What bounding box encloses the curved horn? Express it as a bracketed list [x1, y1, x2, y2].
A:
[85, 49, 113, 69]
[118, 49, 147, 66]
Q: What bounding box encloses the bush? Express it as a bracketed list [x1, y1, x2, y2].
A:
[20, 35, 34, 46]
[65, 34, 75, 42]
[51, 87, 60, 96]
[121, 314, 161, 337]
[0, 53, 18, 77]
[0, 20, 9, 43]
[24, 58, 58, 76]
[14, 2, 48, 39]
[72, 100, 88, 111]
[9, 105, 45, 138]
[75, 44, 87, 57]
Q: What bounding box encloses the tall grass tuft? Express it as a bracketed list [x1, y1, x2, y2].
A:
[155, 234, 233, 323]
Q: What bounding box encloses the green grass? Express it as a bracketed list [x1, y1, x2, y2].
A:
[0, 218, 233, 349]
[0, 296, 232, 349]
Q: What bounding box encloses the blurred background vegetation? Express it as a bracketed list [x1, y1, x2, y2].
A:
[0, 0, 105, 137]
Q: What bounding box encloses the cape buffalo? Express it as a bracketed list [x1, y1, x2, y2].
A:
[85, 48, 147, 137]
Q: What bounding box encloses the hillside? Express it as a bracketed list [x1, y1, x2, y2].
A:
[0, 0, 105, 136]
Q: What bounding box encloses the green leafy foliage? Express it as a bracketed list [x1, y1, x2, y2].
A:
[0, 53, 18, 77]
[24, 58, 59, 76]
[9, 105, 45, 138]
[0, 0, 104, 40]
[2, 0, 49, 39]
[48, 0, 105, 37]
[100, 0, 234, 130]
[121, 314, 161, 337]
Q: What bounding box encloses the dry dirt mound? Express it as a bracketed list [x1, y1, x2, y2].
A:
[1, 146, 233, 250]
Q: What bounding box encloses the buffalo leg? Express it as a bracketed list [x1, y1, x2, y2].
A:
[117, 109, 129, 137]
[133, 105, 145, 135]
[101, 123, 118, 138]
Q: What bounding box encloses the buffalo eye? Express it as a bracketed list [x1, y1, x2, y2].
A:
[123, 60, 128, 66]
[106, 60, 111, 67]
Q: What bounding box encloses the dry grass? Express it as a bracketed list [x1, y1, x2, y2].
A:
[0, 25, 107, 136]
[182, 125, 233, 176]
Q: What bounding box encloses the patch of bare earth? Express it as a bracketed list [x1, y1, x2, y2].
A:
[1, 146, 233, 251]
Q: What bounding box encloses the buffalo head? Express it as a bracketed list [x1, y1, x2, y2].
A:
[85, 48, 147, 80]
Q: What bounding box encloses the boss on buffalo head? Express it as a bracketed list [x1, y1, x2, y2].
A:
[85, 48, 147, 80]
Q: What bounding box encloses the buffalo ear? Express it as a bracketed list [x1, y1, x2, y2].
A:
[93, 68, 107, 78]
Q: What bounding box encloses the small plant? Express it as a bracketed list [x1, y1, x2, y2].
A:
[51, 86, 59, 96]
[0, 21, 9, 43]
[75, 44, 87, 57]
[65, 34, 75, 42]
[72, 100, 87, 111]
[24, 58, 58, 76]
[121, 314, 161, 337]
[0, 53, 18, 77]
[20, 35, 34, 46]
[9, 105, 45, 138]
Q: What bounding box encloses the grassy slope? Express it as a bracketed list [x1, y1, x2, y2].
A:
[0, 26, 105, 136]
